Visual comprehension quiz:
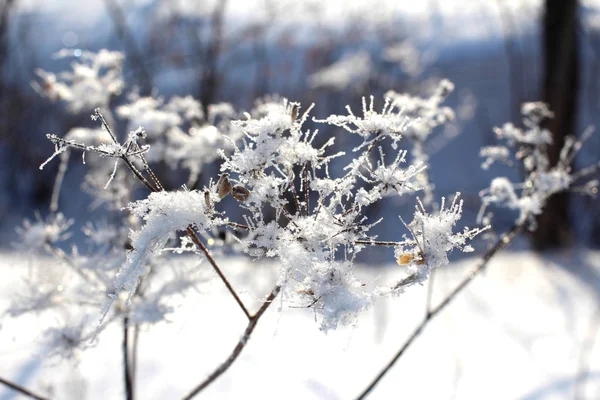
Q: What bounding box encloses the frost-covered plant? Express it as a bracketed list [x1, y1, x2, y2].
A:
[385, 79, 455, 206]
[34, 50, 241, 208]
[32, 49, 124, 114]
[35, 91, 482, 333]
[10, 50, 240, 361]
[8, 47, 600, 400]
[478, 102, 597, 228]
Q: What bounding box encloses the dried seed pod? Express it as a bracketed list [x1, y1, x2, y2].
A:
[204, 190, 212, 208]
[216, 173, 232, 199]
[231, 185, 251, 202]
[290, 103, 300, 121]
[396, 253, 414, 265]
[396, 252, 425, 265]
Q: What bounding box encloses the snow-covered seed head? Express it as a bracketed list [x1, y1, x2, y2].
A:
[231, 186, 250, 202]
[217, 173, 233, 199]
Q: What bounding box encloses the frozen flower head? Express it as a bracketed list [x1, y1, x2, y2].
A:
[318, 96, 411, 145]
[295, 261, 371, 332]
[395, 194, 488, 287]
[477, 102, 592, 228]
[385, 79, 455, 142]
[14, 212, 73, 252]
[116, 94, 206, 138]
[521, 102, 554, 128]
[32, 49, 124, 113]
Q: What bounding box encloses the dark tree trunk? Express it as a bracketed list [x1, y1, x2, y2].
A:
[200, 0, 227, 117]
[533, 0, 579, 249]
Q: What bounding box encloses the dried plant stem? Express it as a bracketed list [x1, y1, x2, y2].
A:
[356, 223, 524, 399]
[131, 324, 140, 388]
[354, 239, 403, 247]
[182, 285, 281, 400]
[94, 111, 158, 192]
[123, 315, 135, 400]
[186, 226, 251, 320]
[0, 377, 50, 400]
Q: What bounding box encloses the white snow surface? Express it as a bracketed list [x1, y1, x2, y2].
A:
[1, 249, 600, 399]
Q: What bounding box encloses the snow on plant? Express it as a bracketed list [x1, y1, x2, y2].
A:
[14, 212, 73, 252]
[27, 67, 487, 335]
[6, 47, 600, 399]
[391, 195, 487, 289]
[383, 79, 455, 206]
[32, 49, 124, 113]
[35, 49, 239, 198]
[478, 102, 597, 228]
[105, 189, 221, 313]
[20, 47, 595, 391]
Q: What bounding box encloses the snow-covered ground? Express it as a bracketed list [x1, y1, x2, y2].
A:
[1, 249, 599, 399]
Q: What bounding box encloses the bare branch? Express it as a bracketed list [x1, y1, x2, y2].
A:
[0, 377, 50, 400]
[186, 226, 251, 320]
[182, 285, 281, 399]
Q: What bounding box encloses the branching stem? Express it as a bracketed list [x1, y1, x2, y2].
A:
[182, 285, 281, 399]
[356, 223, 524, 399]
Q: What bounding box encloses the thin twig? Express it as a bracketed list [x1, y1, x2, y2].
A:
[288, 170, 303, 216]
[0, 377, 50, 400]
[95, 112, 158, 193]
[186, 226, 251, 320]
[131, 324, 140, 388]
[354, 239, 404, 247]
[225, 221, 250, 230]
[356, 223, 524, 399]
[303, 163, 310, 216]
[182, 285, 281, 400]
[123, 316, 134, 400]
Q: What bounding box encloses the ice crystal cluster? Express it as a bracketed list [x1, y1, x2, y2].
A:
[16, 48, 597, 358]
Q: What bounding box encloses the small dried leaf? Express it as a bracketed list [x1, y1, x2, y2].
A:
[231, 185, 250, 202]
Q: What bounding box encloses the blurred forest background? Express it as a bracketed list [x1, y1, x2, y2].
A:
[0, 0, 599, 252]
